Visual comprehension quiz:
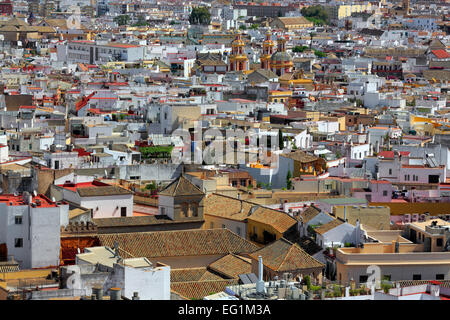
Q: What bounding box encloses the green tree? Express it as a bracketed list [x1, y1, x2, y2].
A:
[278, 129, 284, 149]
[189, 7, 211, 25]
[314, 49, 326, 58]
[145, 182, 157, 190]
[114, 15, 131, 26]
[239, 24, 247, 30]
[301, 5, 329, 25]
[286, 170, 292, 190]
[304, 275, 311, 289]
[250, 23, 259, 30]
[133, 16, 149, 27]
[292, 45, 308, 53]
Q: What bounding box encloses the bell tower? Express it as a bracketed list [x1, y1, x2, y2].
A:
[228, 33, 249, 72]
[261, 30, 275, 70]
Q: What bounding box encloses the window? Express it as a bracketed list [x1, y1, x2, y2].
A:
[222, 224, 226, 229]
[240, 179, 247, 187]
[383, 191, 388, 196]
[120, 207, 127, 217]
[436, 274, 445, 280]
[436, 238, 443, 247]
[192, 204, 198, 217]
[210, 222, 214, 228]
[428, 175, 439, 183]
[160, 207, 165, 215]
[182, 203, 189, 217]
[389, 168, 392, 175]
[15, 216, 22, 224]
[236, 227, 241, 236]
[359, 275, 368, 283]
[15, 238, 23, 248]
[413, 274, 421, 280]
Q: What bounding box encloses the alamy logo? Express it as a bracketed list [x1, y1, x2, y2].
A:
[366, 265, 381, 287]
[66, 6, 81, 30]
[170, 121, 280, 175]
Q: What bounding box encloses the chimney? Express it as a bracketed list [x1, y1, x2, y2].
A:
[238, 194, 243, 213]
[110, 288, 121, 300]
[256, 256, 265, 294]
[92, 286, 103, 300]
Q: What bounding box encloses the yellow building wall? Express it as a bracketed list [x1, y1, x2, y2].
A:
[337, 3, 372, 19]
[369, 202, 450, 215]
[334, 206, 391, 230]
[247, 220, 283, 243]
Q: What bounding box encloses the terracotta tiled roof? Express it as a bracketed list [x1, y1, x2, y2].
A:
[296, 236, 323, 256]
[281, 150, 319, 163]
[204, 193, 257, 221]
[249, 238, 324, 272]
[98, 228, 259, 258]
[297, 205, 321, 224]
[276, 16, 312, 26]
[247, 207, 297, 234]
[208, 254, 252, 279]
[93, 215, 204, 227]
[395, 280, 450, 289]
[314, 219, 344, 235]
[205, 193, 297, 233]
[77, 185, 132, 197]
[159, 175, 205, 197]
[171, 267, 224, 282]
[171, 279, 238, 300]
[431, 49, 450, 60]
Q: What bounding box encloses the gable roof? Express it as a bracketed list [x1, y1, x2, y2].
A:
[204, 193, 297, 233]
[249, 238, 324, 272]
[171, 267, 224, 282]
[431, 49, 450, 60]
[297, 205, 322, 224]
[171, 279, 238, 300]
[97, 228, 259, 258]
[314, 219, 344, 235]
[274, 16, 312, 27]
[208, 254, 252, 279]
[247, 207, 297, 234]
[247, 69, 277, 83]
[281, 150, 319, 163]
[159, 175, 205, 197]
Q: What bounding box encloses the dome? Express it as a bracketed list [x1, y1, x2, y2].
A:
[270, 51, 292, 62]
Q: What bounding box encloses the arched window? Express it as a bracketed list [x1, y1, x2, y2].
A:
[192, 203, 198, 217]
[182, 202, 189, 217]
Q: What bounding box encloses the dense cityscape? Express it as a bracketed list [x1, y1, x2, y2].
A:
[0, 0, 448, 303]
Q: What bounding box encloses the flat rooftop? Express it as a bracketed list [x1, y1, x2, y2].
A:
[0, 194, 59, 208]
